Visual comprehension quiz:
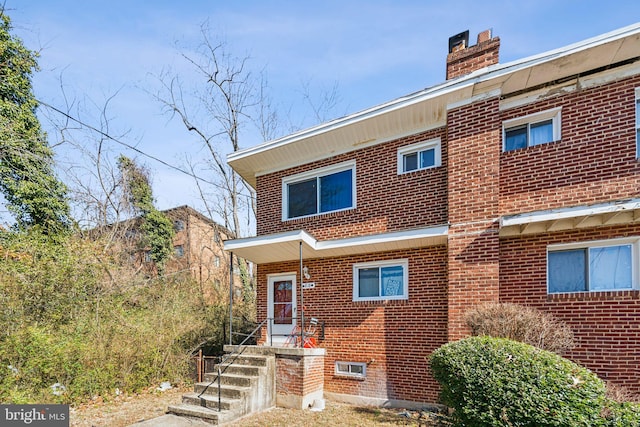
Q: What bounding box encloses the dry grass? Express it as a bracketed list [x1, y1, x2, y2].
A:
[228, 401, 447, 426]
[70, 385, 189, 427]
[70, 387, 449, 426]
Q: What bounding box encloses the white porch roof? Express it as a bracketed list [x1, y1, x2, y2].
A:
[224, 225, 448, 264]
[499, 199, 640, 237]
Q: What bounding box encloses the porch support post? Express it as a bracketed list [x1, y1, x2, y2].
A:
[299, 241, 304, 348]
[229, 251, 234, 346]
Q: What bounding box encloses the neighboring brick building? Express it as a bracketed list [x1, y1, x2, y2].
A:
[162, 205, 235, 291]
[224, 24, 640, 407]
[96, 205, 235, 295]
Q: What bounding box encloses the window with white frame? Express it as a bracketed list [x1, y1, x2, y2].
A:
[353, 259, 408, 301]
[397, 138, 442, 174]
[335, 361, 366, 378]
[503, 108, 561, 152]
[282, 161, 355, 220]
[547, 238, 638, 293]
[635, 88, 640, 157]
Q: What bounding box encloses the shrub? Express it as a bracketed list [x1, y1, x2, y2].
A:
[430, 336, 609, 427]
[465, 302, 574, 354]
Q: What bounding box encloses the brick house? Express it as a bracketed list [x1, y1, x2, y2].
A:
[95, 205, 235, 295]
[162, 205, 236, 293]
[223, 24, 640, 407]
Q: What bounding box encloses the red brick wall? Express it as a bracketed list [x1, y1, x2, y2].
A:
[255, 128, 447, 240]
[500, 75, 640, 215]
[257, 245, 448, 403]
[275, 354, 324, 398]
[447, 97, 502, 340]
[500, 224, 640, 392]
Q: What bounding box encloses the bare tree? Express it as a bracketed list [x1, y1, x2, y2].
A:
[151, 23, 281, 239]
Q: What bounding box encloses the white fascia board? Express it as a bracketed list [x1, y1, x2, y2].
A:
[224, 229, 317, 251]
[500, 199, 640, 228]
[227, 79, 472, 164]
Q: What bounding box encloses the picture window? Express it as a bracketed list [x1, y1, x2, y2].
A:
[282, 162, 355, 220]
[548, 238, 637, 293]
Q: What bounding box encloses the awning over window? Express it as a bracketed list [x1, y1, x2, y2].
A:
[224, 225, 448, 264]
[500, 198, 640, 237]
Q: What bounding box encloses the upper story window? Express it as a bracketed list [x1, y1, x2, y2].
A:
[353, 259, 408, 301]
[174, 245, 184, 257]
[174, 220, 185, 232]
[397, 138, 442, 174]
[282, 161, 355, 220]
[635, 88, 640, 157]
[548, 237, 638, 294]
[503, 107, 561, 152]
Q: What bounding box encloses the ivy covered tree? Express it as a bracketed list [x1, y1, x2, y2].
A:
[117, 155, 174, 274]
[0, 9, 71, 234]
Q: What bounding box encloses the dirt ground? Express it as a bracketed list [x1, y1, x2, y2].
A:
[70, 386, 189, 427]
[70, 386, 449, 426]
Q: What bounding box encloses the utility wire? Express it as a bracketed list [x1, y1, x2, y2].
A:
[37, 99, 218, 186]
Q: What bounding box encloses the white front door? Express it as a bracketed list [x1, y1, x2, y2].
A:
[267, 273, 297, 345]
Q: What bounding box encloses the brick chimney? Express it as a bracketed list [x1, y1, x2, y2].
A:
[446, 29, 500, 80]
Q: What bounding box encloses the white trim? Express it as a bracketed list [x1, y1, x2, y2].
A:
[397, 138, 442, 174]
[547, 237, 639, 293]
[281, 161, 356, 221]
[503, 107, 562, 151]
[352, 258, 409, 302]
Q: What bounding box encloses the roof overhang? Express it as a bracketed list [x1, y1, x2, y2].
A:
[224, 225, 448, 264]
[228, 23, 640, 189]
[500, 199, 640, 237]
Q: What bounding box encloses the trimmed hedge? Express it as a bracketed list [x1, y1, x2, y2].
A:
[429, 336, 640, 426]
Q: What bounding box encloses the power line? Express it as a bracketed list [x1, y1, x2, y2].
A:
[37, 99, 218, 186]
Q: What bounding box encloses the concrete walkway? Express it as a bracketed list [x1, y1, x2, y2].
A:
[129, 414, 212, 426]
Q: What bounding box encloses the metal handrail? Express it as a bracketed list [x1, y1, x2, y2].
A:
[197, 315, 324, 412]
[197, 318, 269, 412]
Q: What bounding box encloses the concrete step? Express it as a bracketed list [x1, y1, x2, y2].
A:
[181, 391, 241, 412]
[194, 382, 249, 400]
[219, 354, 269, 367]
[214, 364, 261, 377]
[203, 372, 255, 387]
[166, 403, 224, 425]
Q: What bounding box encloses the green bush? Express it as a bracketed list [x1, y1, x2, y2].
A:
[430, 336, 611, 426]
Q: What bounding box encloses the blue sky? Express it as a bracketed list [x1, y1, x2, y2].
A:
[5, 1, 640, 224]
